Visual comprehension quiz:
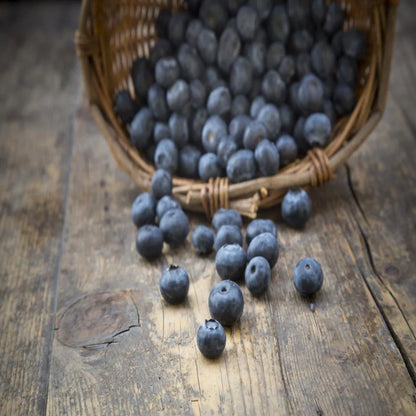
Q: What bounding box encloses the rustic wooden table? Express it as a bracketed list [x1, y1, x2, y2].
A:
[1, 2, 415, 415]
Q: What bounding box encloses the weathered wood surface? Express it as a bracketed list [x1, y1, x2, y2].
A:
[0, 1, 415, 415]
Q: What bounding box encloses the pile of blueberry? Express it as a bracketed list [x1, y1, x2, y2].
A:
[115, 0, 366, 183]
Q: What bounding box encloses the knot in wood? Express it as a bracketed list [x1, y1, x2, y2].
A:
[75, 30, 98, 57]
[308, 148, 334, 187]
[201, 177, 229, 219]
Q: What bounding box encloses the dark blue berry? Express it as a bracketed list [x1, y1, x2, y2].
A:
[248, 0, 272, 21]
[136, 225, 164, 260]
[192, 225, 214, 254]
[199, 0, 228, 35]
[114, 90, 138, 124]
[147, 84, 169, 122]
[230, 57, 253, 96]
[247, 232, 279, 268]
[244, 41, 266, 77]
[177, 43, 204, 81]
[217, 27, 241, 73]
[189, 79, 206, 109]
[149, 39, 173, 68]
[289, 82, 303, 115]
[160, 264, 190, 304]
[154, 138, 178, 173]
[212, 208, 243, 232]
[156, 9, 171, 38]
[168, 113, 189, 149]
[290, 29, 314, 53]
[209, 280, 244, 326]
[245, 218, 277, 246]
[155, 57, 180, 89]
[167, 80, 190, 113]
[342, 28, 366, 60]
[298, 74, 324, 113]
[266, 41, 285, 71]
[267, 5, 290, 43]
[198, 152, 222, 182]
[168, 12, 190, 47]
[295, 53, 312, 79]
[179, 144, 201, 178]
[276, 134, 298, 166]
[323, 76, 336, 100]
[331, 30, 344, 58]
[215, 244, 247, 281]
[281, 187, 312, 228]
[231, 95, 250, 118]
[197, 28, 218, 65]
[324, 3, 344, 36]
[204, 66, 222, 91]
[250, 96, 266, 119]
[333, 83, 355, 115]
[190, 108, 208, 144]
[159, 208, 189, 247]
[217, 136, 238, 168]
[245, 256, 271, 297]
[186, 19, 203, 47]
[304, 112, 332, 147]
[311, 0, 326, 26]
[131, 193, 156, 227]
[287, 0, 310, 29]
[156, 195, 180, 221]
[293, 116, 310, 154]
[243, 120, 267, 150]
[202, 115, 227, 153]
[214, 225, 243, 252]
[293, 257, 323, 296]
[236, 6, 260, 41]
[261, 70, 287, 106]
[311, 41, 336, 79]
[279, 55, 296, 84]
[151, 169, 172, 200]
[197, 319, 226, 359]
[279, 104, 295, 133]
[336, 56, 358, 87]
[229, 115, 251, 147]
[131, 57, 154, 101]
[226, 149, 256, 183]
[257, 104, 281, 140]
[255, 139, 280, 176]
[207, 86, 232, 116]
[248, 77, 262, 101]
[130, 108, 154, 151]
[154, 122, 170, 143]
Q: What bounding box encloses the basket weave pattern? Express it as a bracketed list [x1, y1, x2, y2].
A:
[76, 0, 397, 218]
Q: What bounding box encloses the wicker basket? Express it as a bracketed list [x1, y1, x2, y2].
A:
[75, 0, 398, 218]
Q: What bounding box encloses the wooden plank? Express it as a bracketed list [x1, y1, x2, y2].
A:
[47, 92, 415, 414]
[0, 3, 81, 415]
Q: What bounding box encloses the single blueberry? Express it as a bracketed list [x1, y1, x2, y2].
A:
[266, 41, 285, 71]
[293, 257, 323, 296]
[154, 138, 178, 173]
[331, 30, 344, 58]
[217, 27, 241, 73]
[236, 6, 260, 41]
[149, 39, 173, 68]
[304, 113, 332, 147]
[311, 41, 336, 79]
[261, 70, 287, 106]
[167, 79, 190, 113]
[279, 104, 295, 133]
[247, 232, 279, 268]
[114, 90, 138, 124]
[156, 195, 180, 221]
[245, 256, 271, 297]
[248, 0, 272, 21]
[244, 41, 266, 76]
[197, 319, 226, 359]
[287, 0, 310, 29]
[155, 57, 180, 88]
[131, 57, 154, 101]
[217, 136, 238, 169]
[130, 108, 154, 151]
[250, 95, 267, 119]
[151, 169, 172, 200]
[197, 28, 218, 65]
[192, 225, 215, 255]
[289, 82, 303, 115]
[245, 218, 277, 246]
[154, 122, 170, 143]
[342, 28, 366, 60]
[290, 29, 314, 53]
[204, 66, 222, 91]
[186, 19, 204, 47]
[298, 74, 324, 113]
[168, 12, 190, 47]
[136, 225, 164, 260]
[202, 115, 227, 153]
[177, 43, 204, 81]
[293, 116, 310, 154]
[255, 139, 280, 177]
[215, 244, 247, 281]
[257, 104, 281, 140]
[336, 55, 358, 87]
[311, 0, 327, 26]
[214, 225, 243, 252]
[333, 83, 355, 115]
[179, 144, 201, 178]
[211, 208, 243, 232]
[207, 86, 232, 117]
[156, 9, 171, 38]
[160, 264, 190, 304]
[198, 152, 222, 182]
[159, 208, 189, 247]
[267, 5, 290, 43]
[147, 84, 169, 122]
[230, 57, 253, 96]
[226, 149, 257, 183]
[295, 52, 312, 79]
[281, 187, 312, 228]
[208, 280, 244, 326]
[131, 192, 156, 227]
[276, 134, 298, 167]
[324, 3, 344, 36]
[229, 115, 251, 147]
[243, 120, 268, 150]
[199, 0, 228, 35]
[190, 107, 208, 144]
[189, 79, 207, 109]
[278, 55, 296, 85]
[231, 95, 250, 118]
[169, 113, 189, 149]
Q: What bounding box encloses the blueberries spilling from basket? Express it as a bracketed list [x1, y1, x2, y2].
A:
[115, 0, 366, 183]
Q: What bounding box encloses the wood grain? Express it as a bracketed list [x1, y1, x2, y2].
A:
[0, 3, 80, 415]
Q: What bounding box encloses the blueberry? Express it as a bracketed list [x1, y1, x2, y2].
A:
[243, 120, 267, 150]
[155, 57, 180, 88]
[168, 12, 190, 47]
[311, 0, 327, 26]
[336, 55, 357, 87]
[290, 29, 314, 53]
[159, 208, 189, 247]
[156, 9, 171, 38]
[255, 139, 280, 177]
[167, 79, 189, 113]
[281, 187, 312, 228]
[244, 41, 266, 77]
[204, 66, 222, 91]
[289, 82, 303, 115]
[261, 70, 287, 106]
[154, 139, 178, 173]
[278, 56, 296, 85]
[247, 232, 279, 268]
[287, 0, 310, 28]
[257, 104, 281, 140]
[197, 28, 218, 65]
[189, 79, 206, 109]
[276, 134, 298, 166]
[217, 27, 241, 74]
[293, 257, 323, 296]
[215, 244, 247, 281]
[298, 74, 324, 113]
[211, 208, 243, 232]
[197, 319, 226, 359]
[131, 57, 154, 101]
[186, 19, 203, 47]
[151, 169, 172, 200]
[267, 5, 290, 43]
[136, 225, 164, 260]
[190, 107, 208, 144]
[248, 0, 272, 21]
[169, 113, 189, 149]
[202, 115, 227, 153]
[236, 6, 260, 41]
[279, 104, 295, 133]
[323, 99, 337, 126]
[208, 280, 244, 326]
[198, 152, 222, 182]
[192, 225, 215, 254]
[179, 144, 201, 178]
[295, 52, 312, 79]
[149, 39, 173, 68]
[324, 3, 344, 36]
[217, 136, 238, 168]
[114, 90, 138, 124]
[131, 192, 156, 227]
[248, 77, 263, 101]
[331, 30, 344, 58]
[304, 113, 331, 147]
[245, 256, 271, 297]
[293, 116, 310, 153]
[226, 149, 257, 183]
[160, 264, 190, 304]
[311, 41, 336, 79]
[154, 122, 170, 143]
[229, 115, 251, 147]
[199, 0, 228, 35]
[226, 0, 246, 15]
[230, 57, 253, 96]
[214, 225, 243, 252]
[342, 28, 366, 60]
[333, 83, 355, 115]
[231, 95, 250, 118]
[245, 218, 277, 246]
[207, 86, 232, 117]
[177, 43, 204, 81]
[156, 195, 180, 220]
[147, 84, 169, 122]
[130, 108, 154, 151]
